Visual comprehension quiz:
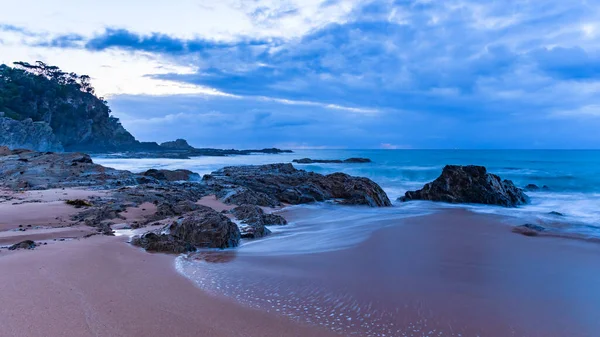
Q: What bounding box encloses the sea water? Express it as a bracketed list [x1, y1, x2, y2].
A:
[94, 149, 600, 241]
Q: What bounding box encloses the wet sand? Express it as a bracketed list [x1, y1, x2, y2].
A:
[180, 209, 600, 337]
[0, 235, 339, 337]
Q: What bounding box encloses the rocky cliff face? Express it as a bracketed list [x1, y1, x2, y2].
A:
[0, 116, 64, 152]
[0, 63, 140, 152]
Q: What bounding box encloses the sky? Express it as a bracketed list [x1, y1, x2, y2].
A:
[1, 0, 600, 149]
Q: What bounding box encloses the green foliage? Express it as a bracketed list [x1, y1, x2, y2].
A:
[0, 61, 134, 150]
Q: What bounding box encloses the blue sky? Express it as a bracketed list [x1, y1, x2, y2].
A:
[1, 0, 600, 149]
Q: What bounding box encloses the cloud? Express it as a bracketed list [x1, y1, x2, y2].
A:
[2, 0, 600, 148]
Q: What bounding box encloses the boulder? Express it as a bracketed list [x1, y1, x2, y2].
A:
[142, 169, 200, 182]
[401, 165, 529, 207]
[8, 240, 37, 250]
[132, 206, 240, 253]
[204, 163, 391, 207]
[155, 200, 201, 217]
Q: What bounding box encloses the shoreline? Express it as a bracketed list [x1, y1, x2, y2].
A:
[178, 208, 600, 337]
[1, 198, 600, 336]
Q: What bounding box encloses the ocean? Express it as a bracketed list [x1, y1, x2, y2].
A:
[95, 149, 600, 241]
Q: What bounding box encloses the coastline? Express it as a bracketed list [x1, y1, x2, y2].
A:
[2, 201, 600, 336]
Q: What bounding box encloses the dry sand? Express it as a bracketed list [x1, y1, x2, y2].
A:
[0, 235, 339, 337]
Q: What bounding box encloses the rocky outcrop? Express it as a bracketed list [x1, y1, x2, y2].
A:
[401, 165, 529, 207]
[8, 240, 37, 250]
[230, 205, 287, 239]
[203, 163, 391, 207]
[0, 117, 64, 152]
[293, 158, 372, 164]
[160, 139, 194, 150]
[524, 184, 550, 191]
[132, 206, 241, 253]
[142, 169, 200, 182]
[0, 149, 139, 189]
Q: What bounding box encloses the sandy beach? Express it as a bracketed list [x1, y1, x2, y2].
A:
[1, 188, 599, 336]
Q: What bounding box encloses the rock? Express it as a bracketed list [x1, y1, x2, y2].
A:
[160, 139, 194, 150]
[230, 205, 287, 239]
[0, 117, 64, 152]
[132, 206, 240, 253]
[0, 150, 138, 190]
[292, 158, 371, 164]
[0, 146, 11, 156]
[548, 211, 564, 216]
[204, 163, 391, 207]
[65, 199, 92, 208]
[401, 165, 529, 207]
[8, 240, 36, 250]
[142, 169, 200, 182]
[524, 184, 540, 191]
[512, 224, 546, 237]
[155, 200, 201, 217]
[142, 169, 200, 181]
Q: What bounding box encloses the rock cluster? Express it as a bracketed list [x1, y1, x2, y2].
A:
[401, 165, 529, 207]
[204, 163, 391, 207]
[0, 148, 138, 189]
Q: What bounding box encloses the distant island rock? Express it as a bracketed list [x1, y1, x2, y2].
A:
[293, 158, 372, 164]
[160, 139, 194, 150]
[400, 165, 529, 207]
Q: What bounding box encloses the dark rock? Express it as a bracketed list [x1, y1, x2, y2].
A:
[0, 150, 138, 189]
[142, 169, 200, 182]
[549, 211, 564, 216]
[204, 164, 391, 207]
[155, 200, 201, 217]
[160, 139, 194, 150]
[132, 206, 241, 253]
[65, 199, 92, 208]
[401, 165, 529, 207]
[512, 224, 546, 237]
[0, 145, 11, 156]
[542, 185, 550, 190]
[230, 205, 287, 239]
[292, 158, 371, 164]
[524, 184, 540, 191]
[8, 240, 36, 250]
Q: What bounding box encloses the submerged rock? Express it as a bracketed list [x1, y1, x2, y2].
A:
[401, 165, 529, 207]
[204, 163, 391, 207]
[512, 224, 546, 237]
[132, 206, 240, 253]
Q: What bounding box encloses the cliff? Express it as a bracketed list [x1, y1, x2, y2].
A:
[0, 116, 63, 152]
[0, 62, 139, 152]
